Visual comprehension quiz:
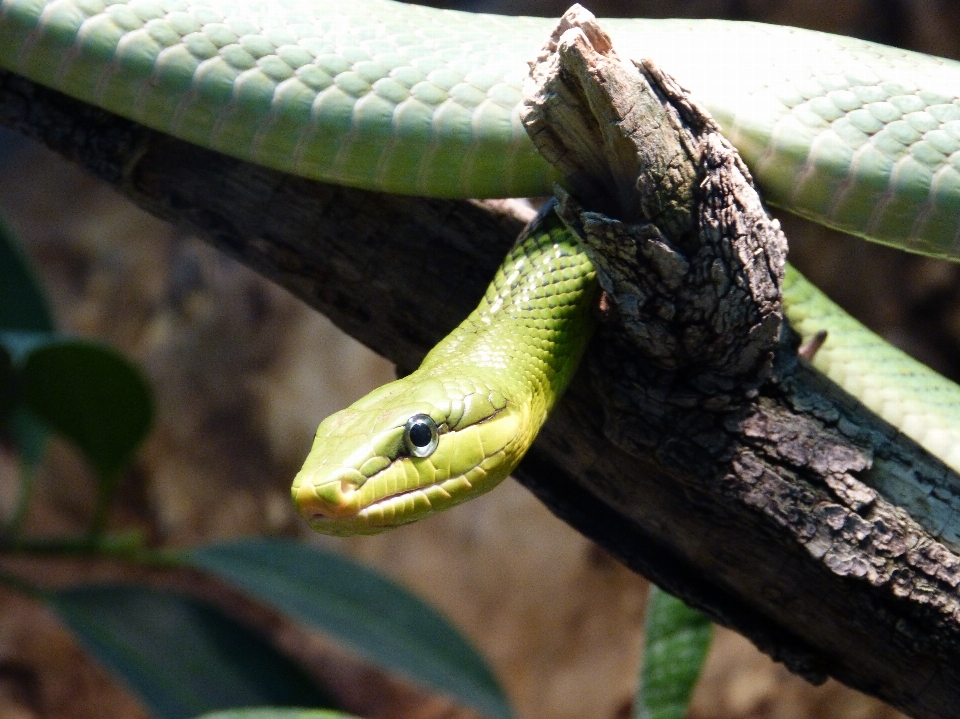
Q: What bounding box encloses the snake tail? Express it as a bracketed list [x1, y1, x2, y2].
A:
[291, 209, 597, 534]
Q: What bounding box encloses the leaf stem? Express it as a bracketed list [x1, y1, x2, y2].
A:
[0, 532, 182, 567]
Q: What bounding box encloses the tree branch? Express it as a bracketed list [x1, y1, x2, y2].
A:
[1, 16, 959, 714]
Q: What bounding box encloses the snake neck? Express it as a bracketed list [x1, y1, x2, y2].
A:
[419, 210, 598, 426]
[291, 210, 598, 534]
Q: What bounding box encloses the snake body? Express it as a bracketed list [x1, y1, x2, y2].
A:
[3, 0, 960, 532]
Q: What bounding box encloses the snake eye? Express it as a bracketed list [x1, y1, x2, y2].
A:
[403, 414, 439, 458]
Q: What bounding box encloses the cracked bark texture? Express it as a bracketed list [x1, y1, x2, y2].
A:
[0, 9, 959, 717]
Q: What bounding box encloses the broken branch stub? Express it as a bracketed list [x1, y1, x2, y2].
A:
[521, 4, 786, 400]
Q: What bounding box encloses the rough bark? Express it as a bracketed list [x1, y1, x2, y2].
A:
[1, 15, 960, 716]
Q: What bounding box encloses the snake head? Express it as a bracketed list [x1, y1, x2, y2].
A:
[291, 375, 528, 535]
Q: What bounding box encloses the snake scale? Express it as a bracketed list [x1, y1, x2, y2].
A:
[3, 0, 960, 533]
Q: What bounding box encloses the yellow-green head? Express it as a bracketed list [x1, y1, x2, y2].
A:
[292, 374, 531, 535]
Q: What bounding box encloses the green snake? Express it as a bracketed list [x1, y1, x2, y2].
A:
[3, 0, 960, 534]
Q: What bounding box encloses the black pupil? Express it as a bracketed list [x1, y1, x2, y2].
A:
[409, 422, 433, 447]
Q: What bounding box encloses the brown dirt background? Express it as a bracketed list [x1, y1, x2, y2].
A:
[0, 1, 958, 717]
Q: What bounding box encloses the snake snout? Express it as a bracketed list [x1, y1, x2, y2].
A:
[292, 468, 364, 520]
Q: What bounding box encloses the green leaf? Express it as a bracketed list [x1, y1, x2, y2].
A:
[0, 218, 55, 332]
[195, 710, 361, 719]
[185, 539, 513, 719]
[634, 586, 713, 719]
[47, 585, 337, 719]
[20, 339, 152, 479]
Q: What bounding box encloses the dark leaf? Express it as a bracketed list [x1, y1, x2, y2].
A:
[0, 219, 55, 332]
[48, 585, 338, 719]
[7, 407, 48, 466]
[20, 339, 152, 479]
[186, 539, 512, 719]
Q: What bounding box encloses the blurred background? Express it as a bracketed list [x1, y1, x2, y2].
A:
[0, 0, 957, 717]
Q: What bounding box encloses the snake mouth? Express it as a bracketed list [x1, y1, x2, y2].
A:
[357, 479, 460, 515]
[311, 475, 464, 525]
[304, 469, 506, 536]
[294, 458, 449, 526]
